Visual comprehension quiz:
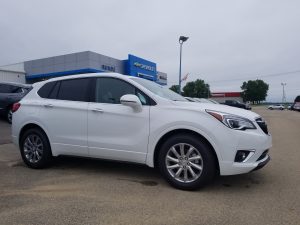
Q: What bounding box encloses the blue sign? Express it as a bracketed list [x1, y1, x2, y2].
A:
[125, 54, 157, 81]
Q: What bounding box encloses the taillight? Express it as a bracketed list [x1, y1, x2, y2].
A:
[12, 103, 21, 112]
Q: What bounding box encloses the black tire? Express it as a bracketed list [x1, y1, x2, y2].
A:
[6, 108, 12, 124]
[20, 128, 53, 169]
[158, 134, 216, 190]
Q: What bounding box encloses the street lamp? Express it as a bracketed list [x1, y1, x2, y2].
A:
[178, 36, 189, 94]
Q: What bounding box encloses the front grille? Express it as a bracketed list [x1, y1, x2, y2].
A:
[257, 150, 269, 161]
[256, 118, 268, 134]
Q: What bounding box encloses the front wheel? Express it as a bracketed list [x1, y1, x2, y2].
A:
[20, 128, 53, 169]
[158, 134, 216, 190]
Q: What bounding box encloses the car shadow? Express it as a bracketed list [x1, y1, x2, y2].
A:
[47, 156, 267, 191]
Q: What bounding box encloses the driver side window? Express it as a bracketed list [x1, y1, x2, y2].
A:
[95, 78, 149, 105]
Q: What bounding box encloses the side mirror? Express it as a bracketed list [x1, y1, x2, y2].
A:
[120, 94, 142, 111]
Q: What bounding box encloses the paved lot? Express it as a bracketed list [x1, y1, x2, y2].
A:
[0, 107, 299, 225]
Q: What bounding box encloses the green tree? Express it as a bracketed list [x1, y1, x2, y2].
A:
[241, 79, 269, 104]
[183, 79, 211, 98]
[169, 85, 180, 93]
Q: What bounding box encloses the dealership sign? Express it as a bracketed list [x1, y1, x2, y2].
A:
[134, 62, 155, 72]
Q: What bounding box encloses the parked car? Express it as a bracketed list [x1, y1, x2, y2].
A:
[0, 82, 32, 123]
[268, 104, 284, 110]
[293, 102, 300, 112]
[207, 99, 220, 104]
[222, 100, 251, 110]
[193, 98, 213, 103]
[12, 73, 271, 190]
[288, 104, 294, 110]
[294, 96, 300, 111]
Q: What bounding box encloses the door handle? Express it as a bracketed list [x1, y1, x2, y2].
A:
[91, 108, 104, 113]
[43, 104, 54, 108]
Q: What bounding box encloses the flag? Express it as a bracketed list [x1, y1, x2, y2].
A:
[181, 73, 190, 82]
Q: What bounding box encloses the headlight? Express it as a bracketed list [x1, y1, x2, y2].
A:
[206, 110, 256, 130]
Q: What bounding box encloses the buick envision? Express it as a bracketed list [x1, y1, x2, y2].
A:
[12, 73, 271, 190]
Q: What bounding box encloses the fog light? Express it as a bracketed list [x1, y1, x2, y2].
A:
[235, 150, 255, 162]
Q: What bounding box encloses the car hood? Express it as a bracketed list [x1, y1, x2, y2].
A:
[172, 101, 260, 121]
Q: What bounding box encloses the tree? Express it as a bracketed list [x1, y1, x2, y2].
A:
[183, 79, 211, 98]
[241, 79, 269, 104]
[169, 85, 180, 93]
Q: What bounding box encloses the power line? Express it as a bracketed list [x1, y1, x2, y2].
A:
[208, 69, 300, 83]
[167, 69, 300, 85]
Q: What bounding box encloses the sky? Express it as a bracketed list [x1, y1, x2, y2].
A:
[0, 0, 299, 102]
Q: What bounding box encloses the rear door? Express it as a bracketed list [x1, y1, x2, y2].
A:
[87, 77, 150, 163]
[38, 78, 91, 157]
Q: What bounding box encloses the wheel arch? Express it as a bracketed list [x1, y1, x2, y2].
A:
[152, 129, 220, 173]
[19, 123, 51, 153]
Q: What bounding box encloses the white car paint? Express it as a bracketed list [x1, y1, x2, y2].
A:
[12, 73, 272, 176]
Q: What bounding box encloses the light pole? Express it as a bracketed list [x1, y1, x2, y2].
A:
[281, 82, 287, 104]
[178, 36, 189, 94]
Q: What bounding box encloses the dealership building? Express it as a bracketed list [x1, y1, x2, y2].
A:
[0, 51, 167, 85]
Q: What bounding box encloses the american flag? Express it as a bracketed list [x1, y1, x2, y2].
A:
[181, 73, 190, 82]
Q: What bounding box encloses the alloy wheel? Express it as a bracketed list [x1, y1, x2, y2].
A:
[165, 143, 203, 183]
[23, 134, 44, 163]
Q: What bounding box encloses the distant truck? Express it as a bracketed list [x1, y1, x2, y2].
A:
[222, 100, 251, 110]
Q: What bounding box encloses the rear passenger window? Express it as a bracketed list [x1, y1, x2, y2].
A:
[57, 78, 90, 102]
[38, 82, 56, 98]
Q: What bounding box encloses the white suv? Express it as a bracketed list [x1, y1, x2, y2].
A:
[12, 73, 272, 190]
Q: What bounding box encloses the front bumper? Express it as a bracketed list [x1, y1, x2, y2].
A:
[218, 127, 272, 176]
[252, 154, 270, 171]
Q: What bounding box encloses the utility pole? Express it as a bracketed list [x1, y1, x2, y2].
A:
[281, 83, 287, 104]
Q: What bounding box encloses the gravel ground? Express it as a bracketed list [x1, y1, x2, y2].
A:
[0, 107, 299, 225]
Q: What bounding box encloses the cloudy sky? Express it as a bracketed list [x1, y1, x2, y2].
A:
[1, 0, 299, 101]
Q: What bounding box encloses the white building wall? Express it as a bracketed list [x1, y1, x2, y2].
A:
[0, 70, 26, 83]
[0, 62, 26, 83]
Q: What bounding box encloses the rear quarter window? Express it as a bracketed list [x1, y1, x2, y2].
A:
[37, 82, 56, 98]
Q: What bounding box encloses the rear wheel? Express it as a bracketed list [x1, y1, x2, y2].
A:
[158, 134, 216, 190]
[20, 128, 53, 168]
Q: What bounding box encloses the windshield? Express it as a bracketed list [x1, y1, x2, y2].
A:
[131, 78, 187, 101]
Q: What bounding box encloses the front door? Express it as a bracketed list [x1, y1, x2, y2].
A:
[88, 77, 150, 163]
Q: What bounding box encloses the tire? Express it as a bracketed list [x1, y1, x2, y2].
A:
[6, 108, 12, 124]
[20, 128, 53, 169]
[158, 134, 216, 190]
